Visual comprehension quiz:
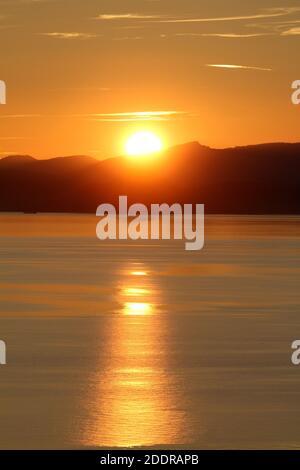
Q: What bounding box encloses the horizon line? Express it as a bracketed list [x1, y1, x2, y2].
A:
[0, 140, 299, 161]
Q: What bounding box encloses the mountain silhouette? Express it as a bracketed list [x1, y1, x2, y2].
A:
[0, 142, 299, 213]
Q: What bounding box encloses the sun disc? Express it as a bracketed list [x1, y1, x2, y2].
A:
[125, 131, 162, 156]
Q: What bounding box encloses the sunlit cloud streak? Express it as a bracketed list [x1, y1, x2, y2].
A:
[94, 7, 300, 41]
[40, 32, 99, 39]
[281, 27, 300, 35]
[176, 32, 271, 38]
[154, 8, 300, 24]
[87, 111, 186, 122]
[95, 7, 300, 25]
[0, 111, 188, 122]
[90, 118, 170, 122]
[89, 111, 185, 117]
[112, 36, 143, 41]
[206, 64, 272, 71]
[248, 17, 300, 35]
[96, 14, 161, 20]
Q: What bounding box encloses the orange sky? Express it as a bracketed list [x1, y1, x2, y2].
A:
[0, 0, 299, 159]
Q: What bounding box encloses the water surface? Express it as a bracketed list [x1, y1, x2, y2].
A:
[0, 214, 299, 449]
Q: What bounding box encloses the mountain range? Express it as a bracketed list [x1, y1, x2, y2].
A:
[0, 142, 299, 214]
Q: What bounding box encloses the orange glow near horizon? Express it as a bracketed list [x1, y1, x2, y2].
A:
[1, 1, 300, 158]
[125, 131, 163, 157]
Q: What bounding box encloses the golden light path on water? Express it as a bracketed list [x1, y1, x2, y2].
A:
[80, 264, 189, 448]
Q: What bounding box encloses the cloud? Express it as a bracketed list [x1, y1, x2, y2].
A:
[273, 19, 300, 25]
[155, 8, 299, 24]
[90, 111, 184, 116]
[91, 118, 169, 122]
[175, 32, 270, 38]
[281, 27, 300, 35]
[115, 25, 148, 29]
[40, 32, 98, 39]
[244, 8, 300, 34]
[0, 111, 188, 123]
[96, 14, 160, 20]
[112, 36, 143, 41]
[0, 114, 41, 118]
[248, 19, 300, 36]
[87, 111, 186, 122]
[206, 64, 272, 71]
[94, 7, 300, 41]
[95, 7, 300, 25]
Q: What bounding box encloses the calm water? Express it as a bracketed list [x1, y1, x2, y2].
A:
[0, 214, 300, 449]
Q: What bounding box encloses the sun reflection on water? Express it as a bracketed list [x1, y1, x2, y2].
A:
[80, 264, 188, 448]
[123, 287, 149, 296]
[130, 270, 147, 276]
[123, 302, 153, 316]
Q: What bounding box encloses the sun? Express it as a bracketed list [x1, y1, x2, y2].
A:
[125, 131, 163, 157]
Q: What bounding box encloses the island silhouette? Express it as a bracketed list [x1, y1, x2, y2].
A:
[0, 141, 299, 214]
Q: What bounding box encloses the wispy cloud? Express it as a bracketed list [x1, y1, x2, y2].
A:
[0, 111, 187, 123]
[40, 32, 99, 39]
[242, 7, 300, 35]
[281, 27, 300, 35]
[90, 111, 184, 116]
[155, 8, 299, 24]
[206, 64, 272, 71]
[87, 111, 186, 122]
[176, 32, 270, 38]
[96, 14, 160, 20]
[95, 7, 300, 25]
[0, 114, 42, 118]
[94, 7, 300, 41]
[274, 19, 300, 25]
[92, 118, 169, 122]
[0, 111, 185, 120]
[115, 25, 147, 30]
[112, 36, 143, 41]
[248, 19, 300, 36]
